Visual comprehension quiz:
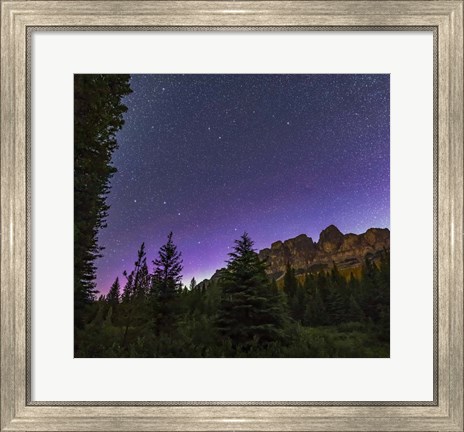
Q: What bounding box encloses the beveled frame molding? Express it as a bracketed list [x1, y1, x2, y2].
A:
[1, 1, 462, 431]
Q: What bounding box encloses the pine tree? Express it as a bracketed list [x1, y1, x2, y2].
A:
[119, 267, 135, 350]
[217, 233, 287, 351]
[359, 257, 381, 321]
[118, 243, 152, 350]
[268, 278, 289, 329]
[74, 74, 132, 329]
[326, 270, 348, 324]
[375, 250, 390, 341]
[347, 294, 365, 322]
[151, 232, 183, 334]
[121, 270, 134, 303]
[311, 286, 327, 326]
[283, 263, 298, 298]
[106, 277, 121, 306]
[189, 277, 197, 291]
[284, 264, 307, 321]
[132, 242, 151, 299]
[308, 272, 330, 324]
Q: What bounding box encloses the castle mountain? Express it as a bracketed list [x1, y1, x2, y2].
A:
[259, 224, 390, 280]
[207, 225, 390, 283]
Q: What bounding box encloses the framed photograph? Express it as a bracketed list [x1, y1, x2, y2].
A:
[1, 1, 462, 431]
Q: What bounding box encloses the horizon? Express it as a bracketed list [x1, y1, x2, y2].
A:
[93, 74, 390, 295]
[103, 223, 391, 291]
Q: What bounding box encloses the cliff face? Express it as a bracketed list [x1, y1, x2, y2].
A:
[258, 225, 390, 280]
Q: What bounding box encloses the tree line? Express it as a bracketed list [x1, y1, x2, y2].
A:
[75, 232, 389, 358]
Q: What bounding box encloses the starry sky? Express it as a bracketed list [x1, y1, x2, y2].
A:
[95, 74, 390, 294]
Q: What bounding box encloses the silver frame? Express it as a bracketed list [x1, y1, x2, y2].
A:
[1, 2, 462, 430]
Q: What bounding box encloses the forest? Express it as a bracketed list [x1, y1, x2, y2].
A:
[74, 74, 390, 358]
[75, 231, 389, 358]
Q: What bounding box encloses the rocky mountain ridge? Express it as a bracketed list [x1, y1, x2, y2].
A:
[259, 225, 390, 280]
[204, 225, 389, 284]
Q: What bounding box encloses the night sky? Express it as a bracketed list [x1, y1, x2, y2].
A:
[95, 74, 390, 294]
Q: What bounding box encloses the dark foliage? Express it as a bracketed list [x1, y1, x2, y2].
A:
[217, 233, 288, 351]
[74, 74, 132, 331]
[151, 232, 184, 335]
[75, 233, 390, 358]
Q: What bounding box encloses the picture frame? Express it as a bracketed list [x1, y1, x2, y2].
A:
[1, 1, 462, 430]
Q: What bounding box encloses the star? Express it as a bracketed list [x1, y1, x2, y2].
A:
[95, 74, 390, 293]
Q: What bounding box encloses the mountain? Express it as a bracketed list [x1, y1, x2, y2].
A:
[258, 225, 390, 281]
[199, 225, 389, 286]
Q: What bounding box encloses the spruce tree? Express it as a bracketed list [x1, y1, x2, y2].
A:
[132, 242, 151, 299]
[106, 277, 121, 306]
[348, 294, 365, 322]
[311, 286, 327, 326]
[74, 74, 132, 329]
[151, 232, 183, 334]
[330, 264, 350, 322]
[121, 270, 134, 303]
[284, 264, 307, 321]
[189, 277, 197, 291]
[359, 257, 381, 322]
[118, 243, 152, 350]
[217, 233, 287, 351]
[283, 263, 298, 298]
[375, 250, 390, 341]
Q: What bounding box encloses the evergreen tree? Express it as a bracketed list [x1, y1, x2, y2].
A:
[74, 74, 132, 329]
[348, 272, 361, 298]
[283, 263, 298, 298]
[326, 264, 349, 324]
[118, 243, 152, 350]
[106, 277, 121, 306]
[310, 286, 327, 326]
[151, 232, 183, 334]
[301, 274, 315, 325]
[283, 263, 305, 321]
[121, 270, 134, 303]
[217, 233, 287, 351]
[291, 282, 308, 323]
[189, 277, 197, 291]
[310, 272, 330, 325]
[359, 257, 381, 321]
[347, 294, 365, 322]
[119, 268, 135, 349]
[375, 250, 390, 341]
[132, 242, 151, 299]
